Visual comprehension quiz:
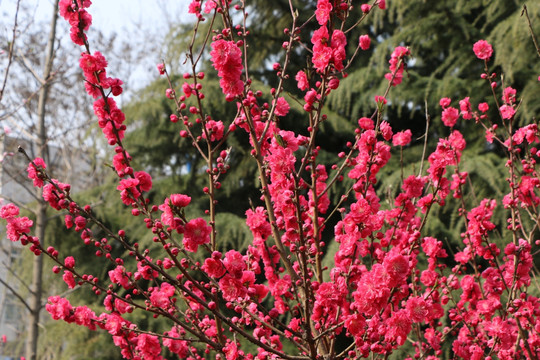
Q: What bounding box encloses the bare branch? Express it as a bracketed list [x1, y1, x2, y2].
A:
[0, 0, 21, 104]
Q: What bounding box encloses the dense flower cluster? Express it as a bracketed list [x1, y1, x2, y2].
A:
[0, 203, 33, 244]
[58, 0, 92, 45]
[2, 2, 539, 360]
[210, 39, 244, 99]
[385, 46, 410, 86]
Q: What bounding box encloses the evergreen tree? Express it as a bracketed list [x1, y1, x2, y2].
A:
[119, 1, 539, 262]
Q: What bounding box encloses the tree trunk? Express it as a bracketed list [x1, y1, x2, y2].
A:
[25, 2, 58, 359]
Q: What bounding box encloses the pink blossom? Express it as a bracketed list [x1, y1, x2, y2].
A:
[420, 269, 438, 286]
[117, 178, 140, 205]
[312, 44, 332, 71]
[73, 306, 96, 330]
[183, 217, 211, 252]
[379, 120, 393, 141]
[500, 104, 515, 119]
[353, 265, 391, 315]
[170, 194, 191, 207]
[27, 157, 47, 188]
[163, 327, 189, 357]
[59, 0, 76, 21]
[223, 341, 239, 360]
[473, 39, 493, 60]
[439, 97, 451, 108]
[68, 9, 91, 31]
[478, 102, 489, 112]
[79, 51, 107, 75]
[159, 199, 183, 233]
[246, 207, 271, 242]
[46, 296, 73, 321]
[384, 309, 411, 346]
[134, 171, 152, 191]
[108, 266, 131, 289]
[188, 0, 201, 14]
[459, 97, 472, 120]
[331, 30, 347, 70]
[406, 296, 428, 323]
[385, 46, 410, 86]
[0, 203, 19, 219]
[136, 334, 162, 358]
[392, 129, 412, 146]
[203, 0, 217, 14]
[202, 257, 226, 278]
[359, 35, 371, 50]
[64, 256, 75, 268]
[315, 0, 332, 25]
[374, 95, 387, 105]
[422, 236, 447, 259]
[327, 78, 340, 89]
[69, 26, 87, 46]
[311, 27, 331, 71]
[112, 151, 130, 175]
[219, 274, 247, 301]
[295, 71, 309, 91]
[274, 97, 290, 117]
[150, 283, 175, 308]
[105, 77, 123, 96]
[210, 40, 244, 96]
[74, 216, 86, 232]
[358, 117, 374, 130]
[5, 216, 33, 242]
[156, 63, 165, 74]
[502, 86, 516, 104]
[344, 313, 366, 337]
[136, 261, 158, 282]
[441, 106, 459, 127]
[513, 124, 539, 144]
[63, 271, 76, 289]
[403, 175, 425, 198]
[182, 82, 192, 97]
[223, 250, 246, 279]
[383, 251, 409, 287]
[203, 120, 225, 142]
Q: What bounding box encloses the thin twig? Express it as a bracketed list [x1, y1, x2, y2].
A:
[521, 5, 540, 57]
[418, 99, 431, 176]
[0, 0, 21, 104]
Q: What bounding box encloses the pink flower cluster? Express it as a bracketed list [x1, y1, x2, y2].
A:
[58, 0, 92, 45]
[311, 26, 347, 72]
[80, 51, 123, 99]
[26, 157, 46, 187]
[3, 3, 540, 360]
[0, 203, 33, 244]
[385, 46, 410, 86]
[210, 39, 244, 99]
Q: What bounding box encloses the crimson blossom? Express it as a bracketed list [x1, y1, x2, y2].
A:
[2, 1, 540, 360]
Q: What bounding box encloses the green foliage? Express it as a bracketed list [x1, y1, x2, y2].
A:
[328, 1, 540, 133]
